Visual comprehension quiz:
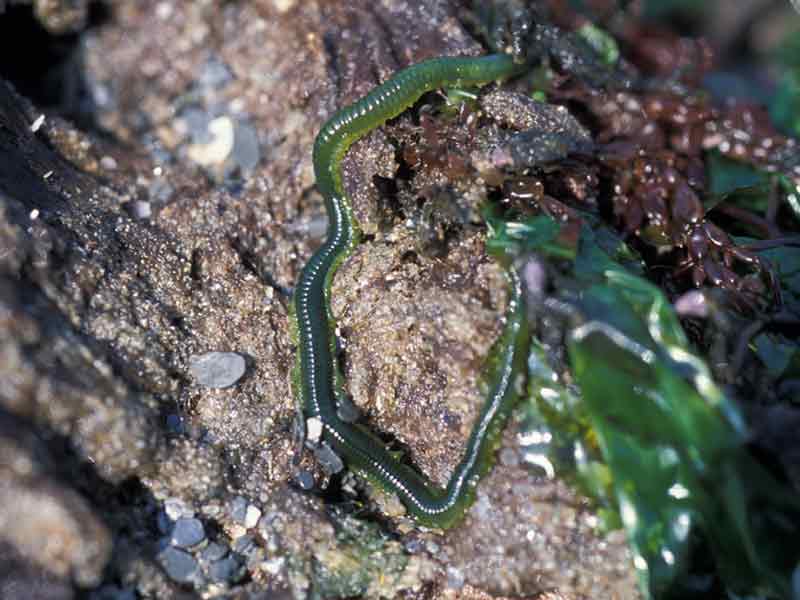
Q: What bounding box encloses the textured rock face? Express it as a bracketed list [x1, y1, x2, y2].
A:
[0, 2, 643, 598]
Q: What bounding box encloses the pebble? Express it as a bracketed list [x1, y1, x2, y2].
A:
[499, 447, 519, 467]
[335, 396, 361, 423]
[148, 178, 174, 203]
[674, 290, 709, 318]
[229, 496, 248, 524]
[232, 534, 257, 557]
[157, 547, 200, 583]
[164, 497, 194, 521]
[260, 556, 285, 576]
[198, 57, 233, 90]
[228, 524, 247, 539]
[231, 120, 260, 173]
[207, 555, 241, 583]
[189, 352, 246, 389]
[314, 442, 344, 475]
[305, 417, 323, 443]
[200, 542, 228, 563]
[165, 414, 184, 434]
[294, 469, 315, 490]
[171, 517, 206, 548]
[187, 116, 235, 167]
[241, 505, 260, 529]
[130, 200, 152, 219]
[446, 566, 465, 589]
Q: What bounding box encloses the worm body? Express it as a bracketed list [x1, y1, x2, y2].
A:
[293, 53, 527, 527]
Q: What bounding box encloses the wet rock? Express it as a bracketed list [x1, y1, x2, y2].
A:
[0, 413, 111, 587]
[445, 454, 640, 598]
[0, 541, 74, 600]
[0, 1, 738, 598]
[0, 0, 91, 34]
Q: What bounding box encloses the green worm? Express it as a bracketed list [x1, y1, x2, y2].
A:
[292, 53, 528, 528]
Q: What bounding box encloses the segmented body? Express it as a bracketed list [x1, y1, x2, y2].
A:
[292, 53, 527, 528]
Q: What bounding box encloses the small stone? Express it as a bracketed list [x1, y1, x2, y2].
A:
[187, 116, 235, 167]
[232, 534, 256, 557]
[189, 352, 246, 389]
[674, 290, 708, 318]
[130, 201, 151, 219]
[335, 396, 361, 423]
[499, 447, 519, 467]
[199, 542, 228, 563]
[164, 498, 193, 521]
[294, 469, 314, 490]
[157, 547, 200, 583]
[149, 178, 173, 203]
[207, 555, 241, 583]
[198, 57, 233, 90]
[229, 496, 248, 524]
[446, 566, 465, 590]
[244, 505, 261, 529]
[99, 156, 117, 170]
[171, 517, 205, 548]
[314, 442, 344, 475]
[425, 540, 440, 555]
[30, 114, 45, 133]
[165, 414, 184, 434]
[228, 524, 247, 539]
[260, 556, 285, 576]
[305, 417, 323, 443]
[230, 120, 260, 173]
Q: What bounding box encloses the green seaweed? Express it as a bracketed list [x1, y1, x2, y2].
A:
[487, 212, 800, 598]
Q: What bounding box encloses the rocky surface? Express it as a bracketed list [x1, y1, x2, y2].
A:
[0, 1, 651, 598]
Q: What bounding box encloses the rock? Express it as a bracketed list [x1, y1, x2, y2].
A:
[0, 541, 74, 600]
[0, 413, 111, 586]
